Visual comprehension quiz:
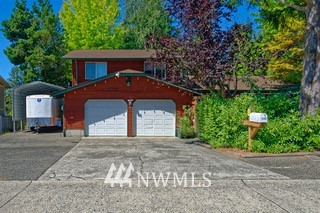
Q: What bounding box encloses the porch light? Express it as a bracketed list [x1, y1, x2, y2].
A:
[128, 99, 133, 106]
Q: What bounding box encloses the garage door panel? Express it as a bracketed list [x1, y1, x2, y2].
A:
[164, 128, 174, 135]
[88, 128, 95, 135]
[85, 100, 127, 136]
[116, 128, 126, 135]
[154, 128, 164, 135]
[137, 119, 143, 125]
[96, 128, 106, 135]
[106, 119, 116, 125]
[116, 118, 126, 125]
[144, 119, 153, 125]
[134, 100, 175, 137]
[154, 119, 163, 125]
[144, 128, 153, 135]
[95, 120, 106, 126]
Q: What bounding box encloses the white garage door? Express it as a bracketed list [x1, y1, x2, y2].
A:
[134, 100, 176, 136]
[85, 100, 127, 136]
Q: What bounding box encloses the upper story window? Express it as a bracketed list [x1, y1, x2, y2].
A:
[85, 62, 107, 80]
[144, 62, 166, 80]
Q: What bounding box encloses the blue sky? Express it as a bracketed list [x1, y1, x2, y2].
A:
[0, 0, 257, 81]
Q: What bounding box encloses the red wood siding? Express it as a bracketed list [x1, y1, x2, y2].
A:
[127, 105, 133, 137]
[71, 60, 145, 86]
[64, 76, 194, 136]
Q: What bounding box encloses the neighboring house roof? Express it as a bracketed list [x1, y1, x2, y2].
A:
[63, 50, 156, 60]
[0, 76, 10, 88]
[52, 70, 201, 97]
[224, 76, 284, 91]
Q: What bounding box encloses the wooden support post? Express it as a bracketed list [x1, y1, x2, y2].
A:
[243, 120, 265, 150]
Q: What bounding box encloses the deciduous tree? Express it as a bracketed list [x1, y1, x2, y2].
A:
[151, 0, 234, 91]
[265, 17, 305, 83]
[228, 23, 268, 95]
[60, 0, 125, 50]
[246, 0, 320, 116]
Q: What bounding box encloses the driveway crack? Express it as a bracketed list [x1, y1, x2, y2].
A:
[0, 181, 32, 209]
[66, 175, 86, 180]
[47, 170, 61, 181]
[241, 180, 291, 213]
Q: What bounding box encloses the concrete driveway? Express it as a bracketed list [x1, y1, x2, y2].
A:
[2, 137, 320, 212]
[241, 154, 320, 179]
[39, 138, 286, 181]
[0, 132, 81, 181]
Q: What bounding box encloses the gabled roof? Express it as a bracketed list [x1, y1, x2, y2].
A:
[52, 70, 201, 97]
[0, 76, 10, 88]
[63, 50, 156, 60]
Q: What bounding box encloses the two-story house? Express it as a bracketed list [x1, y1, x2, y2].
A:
[53, 50, 199, 137]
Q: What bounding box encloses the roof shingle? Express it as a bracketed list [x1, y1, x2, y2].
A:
[63, 50, 156, 59]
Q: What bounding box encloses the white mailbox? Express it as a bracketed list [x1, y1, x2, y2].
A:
[249, 113, 268, 123]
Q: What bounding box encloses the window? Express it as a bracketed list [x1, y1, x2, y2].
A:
[85, 62, 107, 79]
[144, 62, 166, 80]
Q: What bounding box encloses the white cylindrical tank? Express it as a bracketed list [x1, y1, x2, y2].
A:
[26, 95, 61, 128]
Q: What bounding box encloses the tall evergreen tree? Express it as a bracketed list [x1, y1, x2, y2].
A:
[1, 0, 70, 87]
[5, 66, 25, 116]
[1, 0, 32, 66]
[25, 0, 69, 86]
[60, 0, 125, 50]
[7, 66, 24, 87]
[124, 0, 172, 49]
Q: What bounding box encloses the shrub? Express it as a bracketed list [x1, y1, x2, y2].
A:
[196, 92, 320, 153]
[178, 105, 196, 138]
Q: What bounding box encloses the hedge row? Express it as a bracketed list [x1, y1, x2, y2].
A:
[196, 92, 320, 153]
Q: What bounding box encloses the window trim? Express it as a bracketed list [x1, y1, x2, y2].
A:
[144, 61, 166, 80]
[85, 62, 108, 80]
[143, 61, 154, 76]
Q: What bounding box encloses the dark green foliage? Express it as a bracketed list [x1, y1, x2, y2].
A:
[1, 0, 70, 87]
[178, 105, 196, 139]
[7, 66, 24, 87]
[5, 66, 25, 116]
[123, 0, 172, 49]
[197, 92, 320, 153]
[1, 0, 32, 65]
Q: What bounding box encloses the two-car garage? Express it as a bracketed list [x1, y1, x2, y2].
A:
[84, 100, 176, 137]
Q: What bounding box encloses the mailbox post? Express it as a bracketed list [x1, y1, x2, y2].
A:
[243, 113, 268, 150]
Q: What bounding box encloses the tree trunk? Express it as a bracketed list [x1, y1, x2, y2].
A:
[299, 0, 320, 116]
